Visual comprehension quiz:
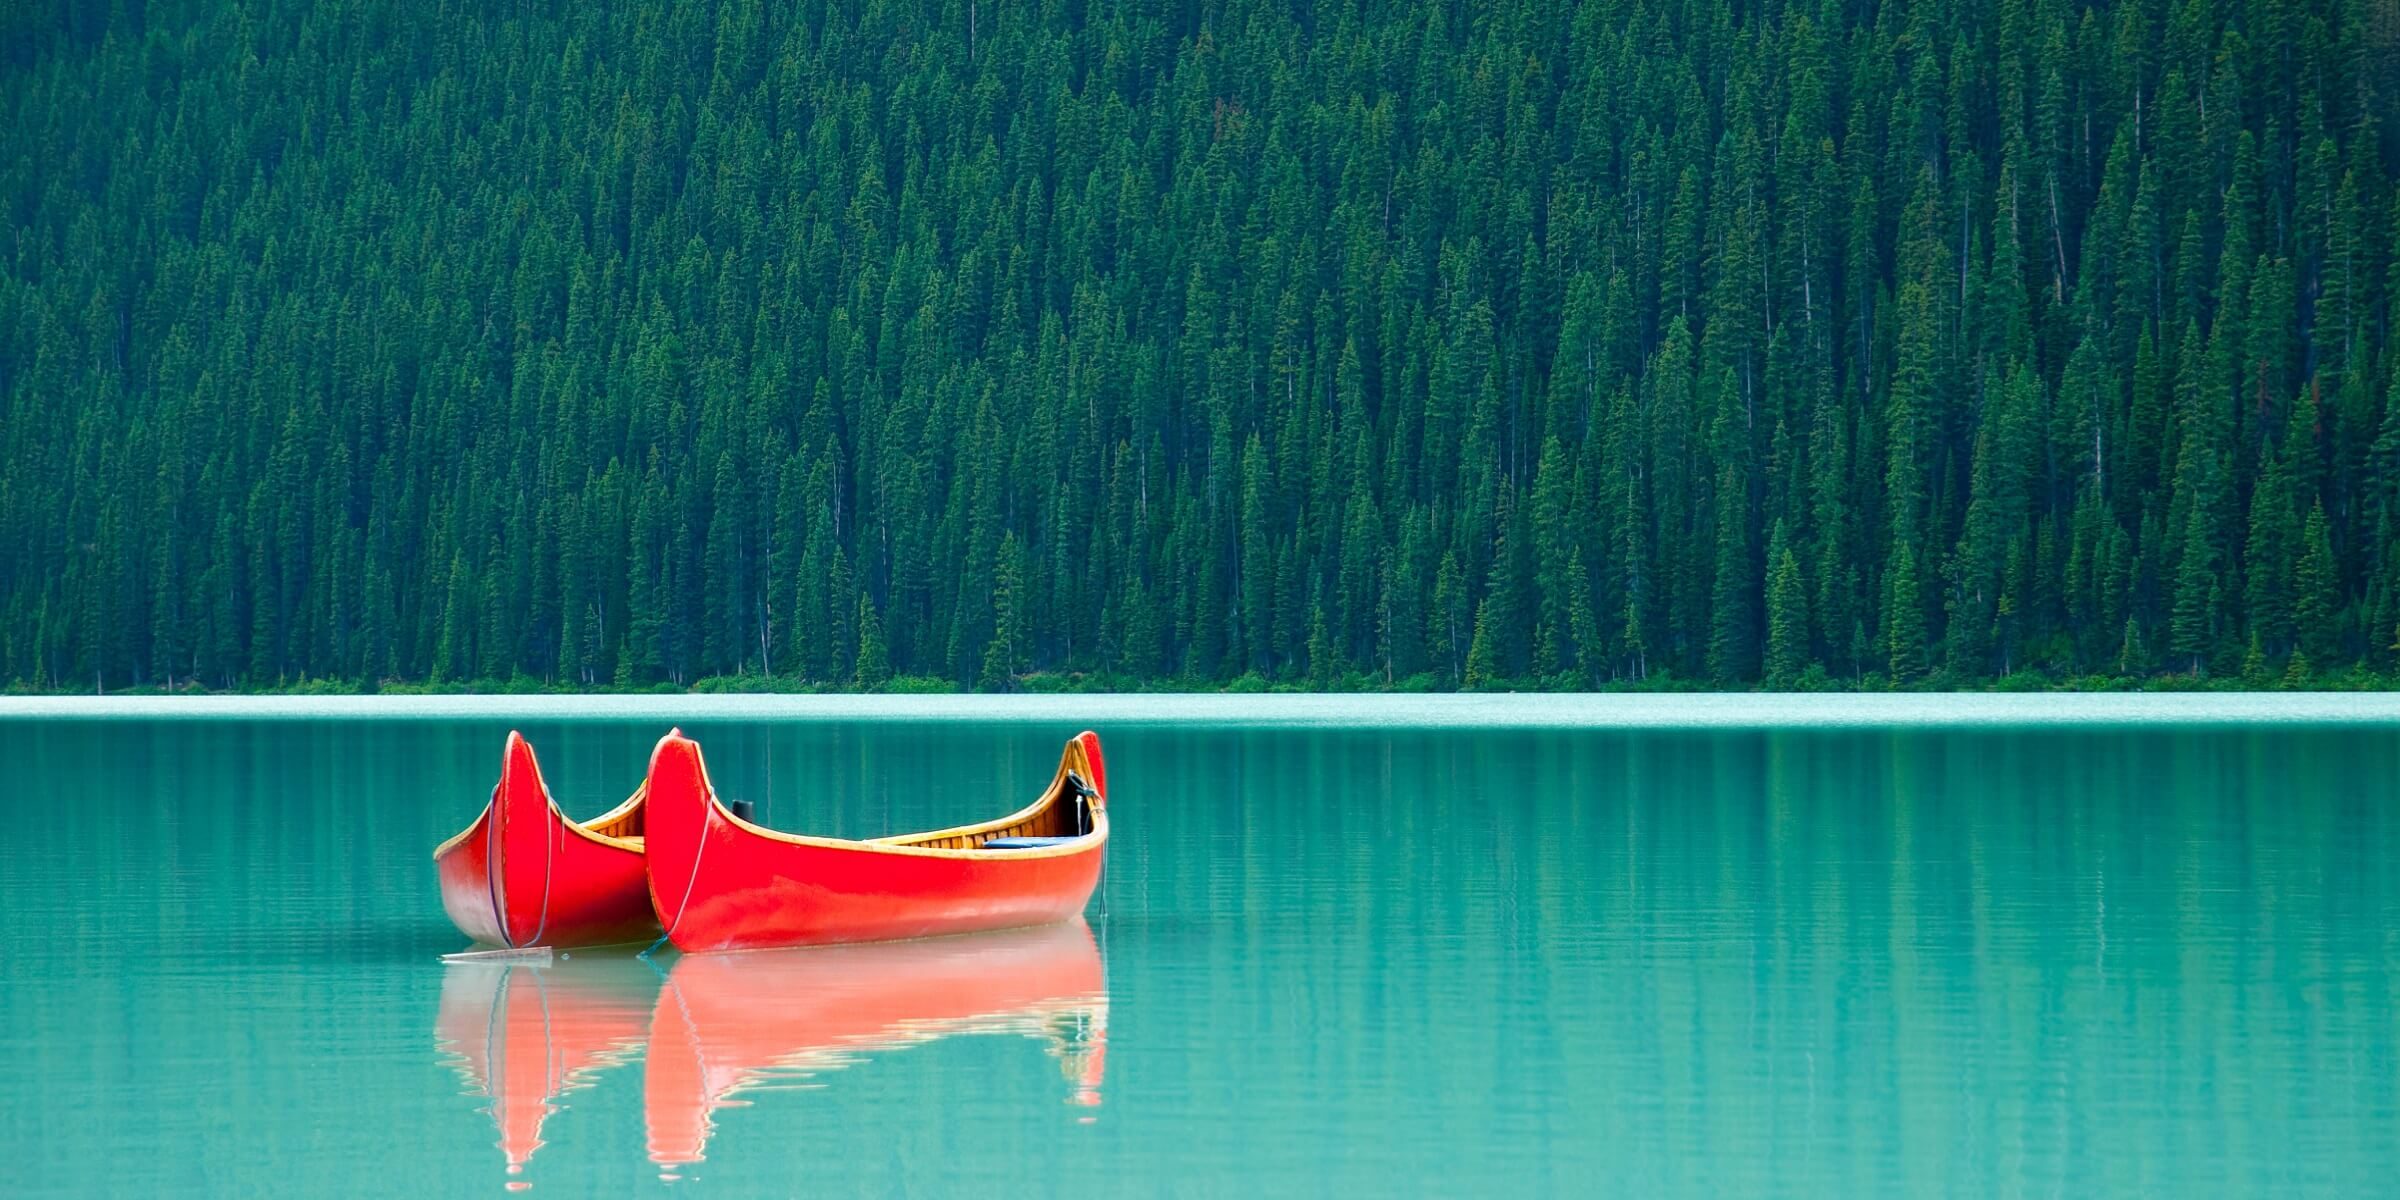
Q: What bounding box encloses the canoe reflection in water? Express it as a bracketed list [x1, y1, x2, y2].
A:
[435, 919, 1109, 1186]
[650, 918, 1109, 1174]
[434, 952, 656, 1186]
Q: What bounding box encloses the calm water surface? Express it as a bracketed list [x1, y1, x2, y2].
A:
[2, 700, 2396, 1195]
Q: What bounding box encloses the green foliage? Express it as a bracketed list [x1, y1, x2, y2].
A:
[1887, 545, 1930, 685]
[1764, 522, 1806, 689]
[882, 676, 961, 696]
[852, 600, 891, 690]
[3, 0, 2397, 693]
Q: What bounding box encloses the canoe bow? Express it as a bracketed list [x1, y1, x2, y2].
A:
[433, 731, 656, 948]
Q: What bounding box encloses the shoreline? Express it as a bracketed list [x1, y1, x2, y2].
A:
[7, 691, 2400, 726]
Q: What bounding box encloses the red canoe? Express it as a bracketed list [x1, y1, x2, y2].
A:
[642, 729, 1111, 953]
[434, 732, 658, 948]
[434, 953, 656, 1184]
[646, 919, 1109, 1172]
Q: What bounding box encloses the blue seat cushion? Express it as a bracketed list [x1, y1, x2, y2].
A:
[980, 836, 1082, 850]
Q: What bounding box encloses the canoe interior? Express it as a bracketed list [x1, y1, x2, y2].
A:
[717, 787, 1095, 851]
[890, 794, 1094, 850]
[582, 786, 646, 841]
[683, 731, 1103, 855]
[845, 767, 1099, 851]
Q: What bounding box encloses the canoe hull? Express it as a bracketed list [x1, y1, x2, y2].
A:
[434, 733, 657, 948]
[643, 731, 1108, 953]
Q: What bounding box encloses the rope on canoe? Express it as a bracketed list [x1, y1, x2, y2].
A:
[658, 781, 712, 945]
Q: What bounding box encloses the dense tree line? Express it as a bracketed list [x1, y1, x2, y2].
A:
[4, 0, 2399, 691]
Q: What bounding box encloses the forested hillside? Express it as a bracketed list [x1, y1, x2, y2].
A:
[4, 0, 2398, 691]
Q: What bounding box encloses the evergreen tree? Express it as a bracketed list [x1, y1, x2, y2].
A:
[978, 533, 1028, 691]
[1764, 521, 1807, 689]
[2296, 504, 2341, 665]
[854, 598, 892, 690]
[1888, 543, 1930, 685]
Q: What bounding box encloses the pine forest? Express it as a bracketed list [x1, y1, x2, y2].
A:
[5, 0, 2400, 692]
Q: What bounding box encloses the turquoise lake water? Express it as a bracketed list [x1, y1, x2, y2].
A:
[2, 698, 2397, 1195]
